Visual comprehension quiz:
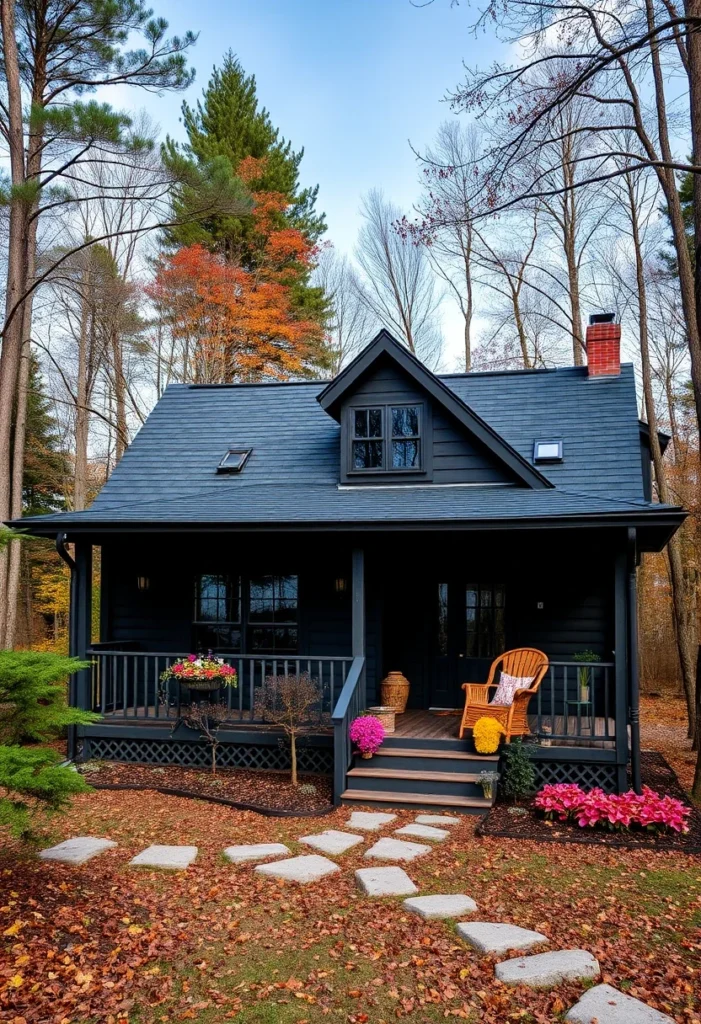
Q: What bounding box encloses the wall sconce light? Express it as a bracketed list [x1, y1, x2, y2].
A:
[137, 575, 150, 592]
[334, 577, 348, 595]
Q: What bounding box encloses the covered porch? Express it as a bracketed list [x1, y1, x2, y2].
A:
[58, 523, 640, 799]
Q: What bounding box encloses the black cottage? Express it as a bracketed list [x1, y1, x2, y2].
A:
[11, 327, 686, 809]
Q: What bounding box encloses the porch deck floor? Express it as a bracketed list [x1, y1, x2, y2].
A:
[391, 710, 615, 748]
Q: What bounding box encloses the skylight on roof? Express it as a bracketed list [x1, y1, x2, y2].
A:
[533, 440, 563, 463]
[217, 448, 252, 474]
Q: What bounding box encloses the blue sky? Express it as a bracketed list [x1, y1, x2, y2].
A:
[117, 0, 503, 366]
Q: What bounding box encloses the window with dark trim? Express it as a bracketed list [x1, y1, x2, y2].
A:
[437, 582, 448, 656]
[248, 574, 298, 653]
[465, 583, 505, 658]
[350, 404, 422, 472]
[194, 574, 242, 652]
[193, 573, 298, 654]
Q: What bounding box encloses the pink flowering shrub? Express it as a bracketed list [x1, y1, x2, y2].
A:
[349, 715, 385, 756]
[534, 783, 690, 834]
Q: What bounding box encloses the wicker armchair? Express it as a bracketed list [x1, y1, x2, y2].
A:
[458, 647, 549, 742]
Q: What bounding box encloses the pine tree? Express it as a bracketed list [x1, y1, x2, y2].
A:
[163, 53, 330, 338]
[22, 355, 68, 518]
[0, 651, 97, 835]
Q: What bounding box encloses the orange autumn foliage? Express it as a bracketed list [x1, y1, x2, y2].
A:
[151, 181, 326, 383]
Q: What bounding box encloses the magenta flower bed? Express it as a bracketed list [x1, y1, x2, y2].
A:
[349, 715, 385, 756]
[534, 783, 690, 834]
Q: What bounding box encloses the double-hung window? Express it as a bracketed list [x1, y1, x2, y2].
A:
[193, 573, 298, 654]
[193, 574, 242, 652]
[350, 404, 422, 473]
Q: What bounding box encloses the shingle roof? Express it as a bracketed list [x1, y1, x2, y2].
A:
[12, 360, 684, 542]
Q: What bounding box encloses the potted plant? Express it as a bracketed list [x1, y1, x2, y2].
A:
[160, 653, 238, 693]
[479, 770, 500, 800]
[572, 650, 601, 702]
[472, 716, 506, 755]
[349, 715, 385, 759]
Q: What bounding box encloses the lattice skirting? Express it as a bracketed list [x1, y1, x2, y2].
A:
[82, 736, 333, 775]
[532, 759, 618, 793]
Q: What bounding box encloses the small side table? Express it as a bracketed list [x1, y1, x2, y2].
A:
[565, 699, 594, 736]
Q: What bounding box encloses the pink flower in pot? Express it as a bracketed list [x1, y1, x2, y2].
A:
[349, 715, 385, 758]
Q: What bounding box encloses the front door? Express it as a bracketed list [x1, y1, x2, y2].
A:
[429, 580, 506, 708]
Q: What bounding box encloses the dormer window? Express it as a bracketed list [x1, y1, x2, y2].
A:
[350, 404, 422, 473]
[533, 439, 563, 463]
[217, 448, 252, 474]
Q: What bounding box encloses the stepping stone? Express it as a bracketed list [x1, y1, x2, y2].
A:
[356, 865, 418, 896]
[224, 843, 290, 864]
[403, 894, 478, 919]
[299, 830, 364, 855]
[415, 814, 461, 825]
[347, 811, 396, 831]
[39, 837, 117, 866]
[364, 837, 431, 862]
[395, 823, 449, 841]
[456, 922, 548, 955]
[495, 949, 600, 988]
[254, 854, 340, 884]
[130, 845, 198, 870]
[566, 983, 675, 1023]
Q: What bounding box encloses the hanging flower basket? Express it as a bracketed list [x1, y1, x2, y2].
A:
[160, 655, 238, 693]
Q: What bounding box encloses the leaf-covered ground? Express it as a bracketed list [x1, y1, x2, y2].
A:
[1, 791, 700, 1024]
[0, 696, 699, 1024]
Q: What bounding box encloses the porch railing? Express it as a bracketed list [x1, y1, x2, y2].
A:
[331, 655, 366, 805]
[87, 649, 353, 723]
[530, 661, 616, 744]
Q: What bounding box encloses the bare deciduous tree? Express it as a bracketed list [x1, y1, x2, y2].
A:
[255, 673, 324, 786]
[355, 189, 443, 366]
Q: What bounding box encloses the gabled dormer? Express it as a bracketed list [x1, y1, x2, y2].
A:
[318, 330, 551, 489]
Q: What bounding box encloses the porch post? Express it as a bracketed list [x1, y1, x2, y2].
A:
[627, 528, 642, 794]
[351, 547, 366, 705]
[73, 539, 93, 712]
[614, 541, 630, 792]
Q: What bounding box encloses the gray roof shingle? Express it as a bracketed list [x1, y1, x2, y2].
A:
[13, 362, 683, 534]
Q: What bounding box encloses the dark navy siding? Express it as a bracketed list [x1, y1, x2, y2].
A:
[338, 356, 513, 486]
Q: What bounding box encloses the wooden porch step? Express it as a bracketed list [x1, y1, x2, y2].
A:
[340, 788, 490, 810]
[348, 767, 482, 784]
[377, 746, 498, 761]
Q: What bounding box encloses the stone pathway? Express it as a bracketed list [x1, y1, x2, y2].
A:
[299, 829, 364, 855]
[39, 837, 117, 865]
[456, 922, 549, 955]
[494, 949, 600, 987]
[566, 984, 674, 1023]
[356, 865, 417, 896]
[130, 845, 198, 870]
[36, 811, 675, 1022]
[364, 837, 431, 862]
[347, 811, 396, 831]
[254, 854, 340, 884]
[224, 843, 290, 864]
[403, 894, 477, 919]
[394, 823, 449, 841]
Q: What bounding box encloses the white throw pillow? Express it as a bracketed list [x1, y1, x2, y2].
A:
[490, 671, 535, 707]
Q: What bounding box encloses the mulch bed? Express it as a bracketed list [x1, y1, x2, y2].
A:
[77, 760, 333, 815]
[477, 751, 701, 853]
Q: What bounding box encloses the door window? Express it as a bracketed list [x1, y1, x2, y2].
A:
[465, 583, 505, 658]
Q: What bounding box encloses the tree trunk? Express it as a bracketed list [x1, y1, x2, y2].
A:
[627, 173, 698, 737]
[112, 324, 128, 462]
[0, 0, 28, 642]
[464, 230, 473, 372]
[4, 333, 30, 648]
[290, 729, 297, 787]
[74, 270, 91, 512]
[562, 155, 585, 365]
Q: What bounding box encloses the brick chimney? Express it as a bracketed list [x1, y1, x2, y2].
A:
[586, 313, 620, 376]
